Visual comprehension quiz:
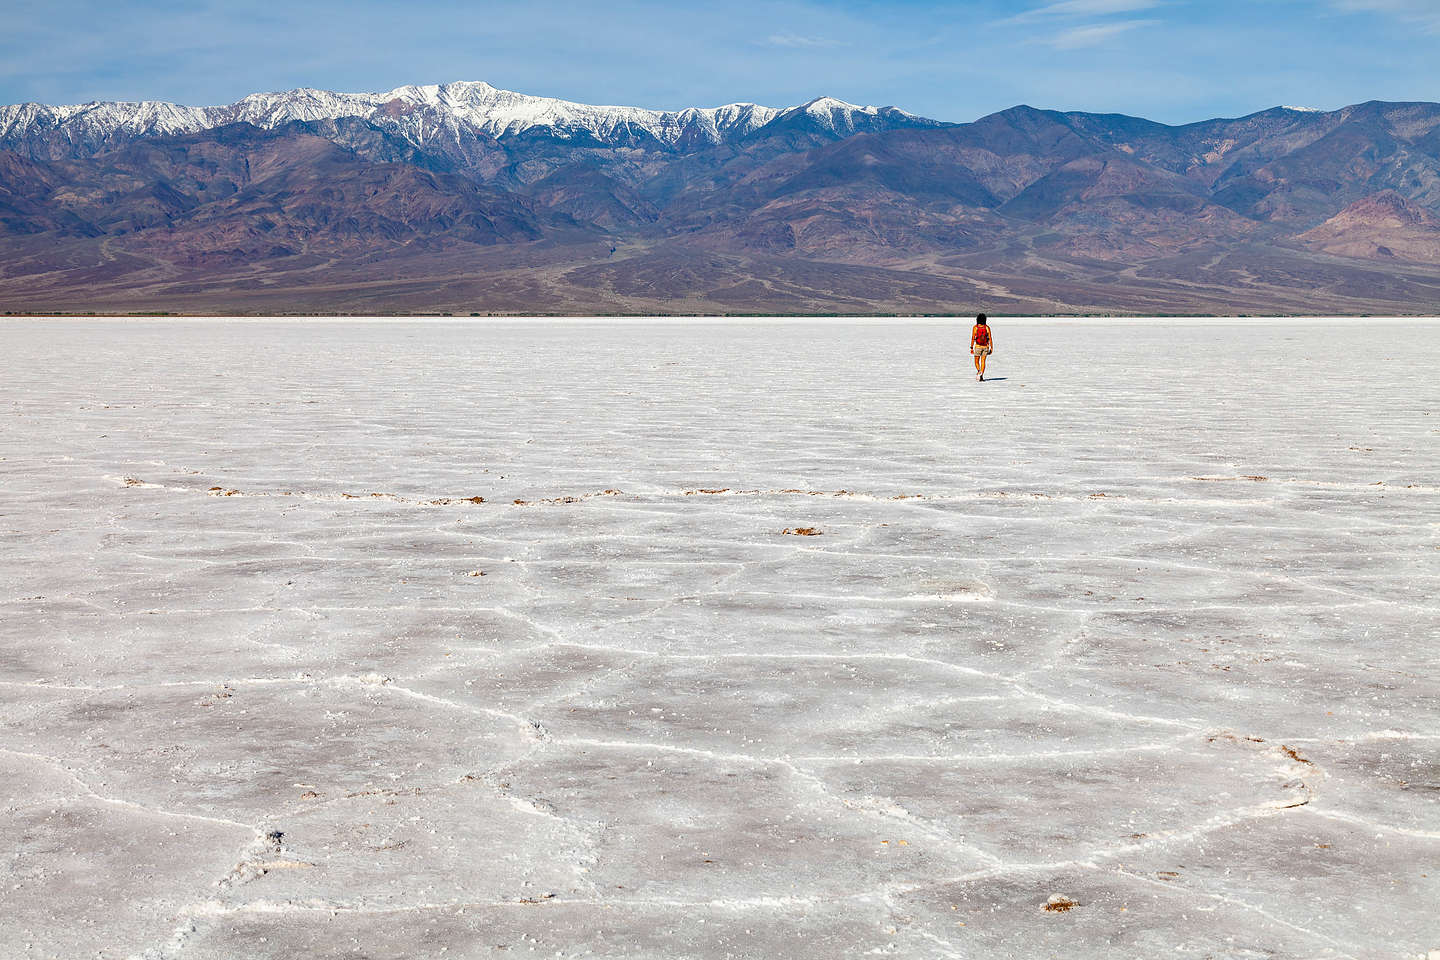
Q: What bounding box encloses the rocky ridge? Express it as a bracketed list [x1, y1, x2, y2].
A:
[4, 85, 1440, 314]
[0, 81, 944, 160]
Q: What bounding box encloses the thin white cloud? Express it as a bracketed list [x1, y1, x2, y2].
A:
[1001, 0, 1162, 26]
[1044, 18, 1158, 48]
[1330, 0, 1440, 32]
[762, 33, 846, 48]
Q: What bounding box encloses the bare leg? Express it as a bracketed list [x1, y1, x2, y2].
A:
[978, 351, 987, 380]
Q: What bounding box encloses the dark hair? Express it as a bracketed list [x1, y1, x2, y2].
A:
[976, 313, 988, 325]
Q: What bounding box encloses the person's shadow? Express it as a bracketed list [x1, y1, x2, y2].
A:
[981, 377, 1009, 382]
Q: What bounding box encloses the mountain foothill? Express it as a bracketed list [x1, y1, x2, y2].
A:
[3, 82, 1440, 314]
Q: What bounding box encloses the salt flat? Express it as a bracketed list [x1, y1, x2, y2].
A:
[1, 318, 1436, 960]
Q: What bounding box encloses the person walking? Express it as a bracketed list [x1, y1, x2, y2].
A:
[971, 313, 993, 382]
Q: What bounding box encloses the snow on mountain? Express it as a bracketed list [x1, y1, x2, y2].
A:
[0, 81, 937, 154]
[0, 98, 214, 140]
[771, 96, 940, 136]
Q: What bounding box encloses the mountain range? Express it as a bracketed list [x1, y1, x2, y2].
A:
[3, 82, 1440, 315]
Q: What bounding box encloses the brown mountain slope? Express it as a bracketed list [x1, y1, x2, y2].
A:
[1300, 191, 1440, 262]
[8, 125, 574, 268]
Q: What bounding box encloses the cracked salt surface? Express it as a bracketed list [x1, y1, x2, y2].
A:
[0, 317, 1437, 960]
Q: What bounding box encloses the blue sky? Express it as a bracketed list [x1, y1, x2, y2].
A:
[3, 0, 1439, 124]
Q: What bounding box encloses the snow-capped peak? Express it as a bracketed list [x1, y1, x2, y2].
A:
[773, 95, 936, 136]
[0, 81, 940, 154]
[805, 96, 873, 113]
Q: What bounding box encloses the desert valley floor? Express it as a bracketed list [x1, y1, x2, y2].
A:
[1, 318, 1437, 959]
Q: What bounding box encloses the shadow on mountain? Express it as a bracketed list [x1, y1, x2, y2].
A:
[6, 94, 1440, 313]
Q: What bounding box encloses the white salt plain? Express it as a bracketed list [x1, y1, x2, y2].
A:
[1, 317, 1436, 959]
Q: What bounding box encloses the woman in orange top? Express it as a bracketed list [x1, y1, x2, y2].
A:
[971, 313, 993, 382]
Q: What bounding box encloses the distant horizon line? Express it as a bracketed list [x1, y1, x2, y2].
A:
[6, 314, 1440, 324]
[6, 79, 1437, 128]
